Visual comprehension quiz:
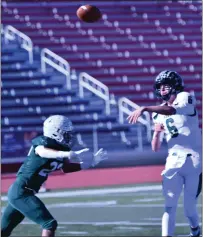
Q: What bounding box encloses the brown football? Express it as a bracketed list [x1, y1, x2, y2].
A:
[76, 5, 101, 23]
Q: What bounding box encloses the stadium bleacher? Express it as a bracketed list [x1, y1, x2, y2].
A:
[1, 0, 202, 161]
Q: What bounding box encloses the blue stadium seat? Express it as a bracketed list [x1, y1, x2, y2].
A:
[1, 0, 201, 159]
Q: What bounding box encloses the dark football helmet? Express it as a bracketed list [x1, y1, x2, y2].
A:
[154, 70, 184, 101]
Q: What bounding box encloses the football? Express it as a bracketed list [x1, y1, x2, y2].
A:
[76, 5, 101, 23]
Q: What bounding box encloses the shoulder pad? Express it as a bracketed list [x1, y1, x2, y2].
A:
[177, 91, 190, 99]
[175, 91, 196, 105]
[32, 136, 54, 147]
[32, 136, 45, 146]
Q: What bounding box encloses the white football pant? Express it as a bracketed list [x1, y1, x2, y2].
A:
[161, 154, 202, 236]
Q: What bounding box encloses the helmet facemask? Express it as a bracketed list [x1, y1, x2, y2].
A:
[62, 130, 76, 149]
[154, 70, 184, 101]
[155, 83, 174, 101]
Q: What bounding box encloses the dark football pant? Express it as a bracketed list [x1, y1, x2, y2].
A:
[1, 204, 25, 236]
[1, 179, 57, 236]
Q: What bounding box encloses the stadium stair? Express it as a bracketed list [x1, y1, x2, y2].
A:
[1, 1, 201, 170]
[2, 0, 201, 125]
[1, 40, 147, 164]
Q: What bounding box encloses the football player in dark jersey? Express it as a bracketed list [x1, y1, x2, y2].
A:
[1, 115, 108, 237]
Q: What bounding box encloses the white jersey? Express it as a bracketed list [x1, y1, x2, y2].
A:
[152, 91, 201, 155]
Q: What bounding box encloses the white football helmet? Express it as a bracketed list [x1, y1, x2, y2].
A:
[43, 115, 75, 148]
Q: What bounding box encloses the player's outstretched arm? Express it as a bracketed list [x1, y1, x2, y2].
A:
[35, 145, 88, 162]
[35, 146, 107, 167]
[127, 105, 176, 124]
[143, 105, 176, 115]
[35, 145, 70, 158]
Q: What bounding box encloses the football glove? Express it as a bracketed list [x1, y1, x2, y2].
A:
[91, 148, 108, 167]
[69, 148, 89, 163]
[69, 148, 108, 168]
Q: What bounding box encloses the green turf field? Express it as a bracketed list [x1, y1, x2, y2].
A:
[1, 183, 202, 236]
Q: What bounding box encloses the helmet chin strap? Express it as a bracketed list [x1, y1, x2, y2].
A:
[162, 94, 171, 101]
[161, 88, 173, 101]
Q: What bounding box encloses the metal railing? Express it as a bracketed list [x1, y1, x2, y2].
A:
[118, 97, 152, 141]
[1, 24, 4, 35]
[41, 48, 71, 89]
[4, 25, 33, 64]
[79, 72, 111, 115]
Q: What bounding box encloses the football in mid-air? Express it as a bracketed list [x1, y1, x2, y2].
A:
[76, 5, 101, 23]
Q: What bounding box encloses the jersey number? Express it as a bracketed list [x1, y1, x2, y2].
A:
[188, 96, 193, 104]
[166, 118, 179, 138]
[39, 162, 63, 177]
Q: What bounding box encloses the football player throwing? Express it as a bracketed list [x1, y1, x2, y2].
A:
[128, 70, 202, 237]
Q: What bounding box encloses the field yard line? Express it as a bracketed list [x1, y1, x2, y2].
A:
[20, 221, 202, 227]
[60, 231, 89, 235]
[108, 204, 202, 208]
[1, 184, 162, 201]
[2, 203, 201, 212]
[47, 200, 117, 208]
[133, 197, 164, 202]
[114, 226, 142, 230]
[107, 192, 163, 197]
[143, 217, 162, 221]
[47, 203, 202, 208]
[21, 221, 134, 225]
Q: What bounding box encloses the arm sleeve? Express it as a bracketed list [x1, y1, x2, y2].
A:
[35, 146, 71, 159]
[171, 92, 196, 115]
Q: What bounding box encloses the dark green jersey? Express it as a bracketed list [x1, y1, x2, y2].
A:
[17, 135, 70, 192]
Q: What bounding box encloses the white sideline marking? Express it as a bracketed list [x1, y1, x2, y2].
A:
[1, 184, 162, 201]
[21, 221, 202, 227]
[143, 217, 162, 221]
[2, 203, 201, 211]
[21, 221, 134, 225]
[60, 231, 89, 235]
[47, 200, 117, 208]
[103, 192, 163, 197]
[114, 226, 142, 230]
[57, 226, 66, 229]
[133, 197, 164, 202]
[47, 203, 202, 208]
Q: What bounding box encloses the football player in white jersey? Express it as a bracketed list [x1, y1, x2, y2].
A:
[127, 70, 202, 237]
